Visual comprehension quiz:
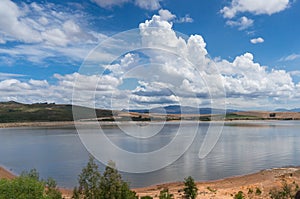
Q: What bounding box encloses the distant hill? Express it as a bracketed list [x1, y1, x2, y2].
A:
[0, 101, 113, 123]
[275, 108, 300, 112]
[2, 101, 299, 123]
[125, 105, 239, 115]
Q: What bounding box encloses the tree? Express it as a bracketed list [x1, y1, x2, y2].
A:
[74, 156, 102, 198]
[100, 161, 137, 199]
[21, 168, 40, 180]
[183, 176, 198, 199]
[0, 169, 62, 199]
[45, 178, 62, 199]
[72, 187, 80, 199]
[159, 188, 174, 199]
[73, 157, 137, 199]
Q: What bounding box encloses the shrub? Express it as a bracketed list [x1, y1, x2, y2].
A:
[248, 188, 253, 194]
[269, 181, 299, 199]
[183, 176, 198, 199]
[255, 187, 262, 195]
[141, 196, 153, 199]
[0, 169, 62, 199]
[207, 186, 217, 193]
[159, 188, 174, 199]
[73, 156, 137, 199]
[234, 191, 245, 199]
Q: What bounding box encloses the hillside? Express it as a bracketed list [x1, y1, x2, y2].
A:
[1, 101, 300, 123]
[125, 105, 238, 114]
[228, 111, 300, 120]
[0, 101, 113, 123]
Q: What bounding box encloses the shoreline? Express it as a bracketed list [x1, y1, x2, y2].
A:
[133, 167, 300, 198]
[0, 165, 15, 180]
[0, 121, 76, 129]
[1, 166, 300, 198]
[0, 119, 298, 129]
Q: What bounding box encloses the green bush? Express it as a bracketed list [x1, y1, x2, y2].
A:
[159, 188, 174, 199]
[248, 188, 253, 194]
[0, 169, 62, 199]
[234, 191, 245, 199]
[183, 176, 198, 199]
[269, 181, 299, 199]
[141, 196, 153, 199]
[255, 187, 262, 195]
[73, 157, 137, 199]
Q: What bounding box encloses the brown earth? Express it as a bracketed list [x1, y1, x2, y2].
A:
[0, 121, 75, 128]
[2, 166, 299, 199]
[133, 167, 300, 199]
[0, 166, 15, 180]
[234, 111, 300, 120]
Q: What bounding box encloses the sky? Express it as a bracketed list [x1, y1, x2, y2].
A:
[0, 0, 300, 110]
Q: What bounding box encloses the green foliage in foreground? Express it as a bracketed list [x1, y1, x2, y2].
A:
[183, 176, 198, 199]
[73, 157, 137, 199]
[269, 181, 299, 199]
[0, 169, 62, 199]
[159, 189, 174, 199]
[140, 196, 153, 199]
[234, 191, 245, 199]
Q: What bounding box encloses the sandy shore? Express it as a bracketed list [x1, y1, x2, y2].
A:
[133, 167, 300, 199]
[0, 121, 76, 128]
[0, 119, 290, 129]
[0, 166, 15, 179]
[1, 166, 300, 198]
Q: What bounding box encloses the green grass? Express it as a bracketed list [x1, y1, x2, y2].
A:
[0, 101, 113, 123]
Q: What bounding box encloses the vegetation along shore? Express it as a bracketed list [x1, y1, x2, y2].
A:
[1, 101, 300, 127]
[1, 163, 300, 199]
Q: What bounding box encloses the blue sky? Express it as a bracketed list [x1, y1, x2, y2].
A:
[0, 0, 300, 110]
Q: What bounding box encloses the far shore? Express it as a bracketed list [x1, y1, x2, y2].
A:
[1, 119, 299, 129]
[1, 165, 300, 198]
[0, 121, 76, 129]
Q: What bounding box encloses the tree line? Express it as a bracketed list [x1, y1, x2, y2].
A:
[0, 156, 198, 199]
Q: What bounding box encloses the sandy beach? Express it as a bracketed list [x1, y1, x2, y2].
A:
[0, 121, 76, 128]
[1, 166, 300, 198]
[0, 166, 15, 180]
[133, 167, 300, 198]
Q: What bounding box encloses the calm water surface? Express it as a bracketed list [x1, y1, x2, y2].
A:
[0, 120, 300, 188]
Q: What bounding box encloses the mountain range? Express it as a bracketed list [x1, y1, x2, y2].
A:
[275, 108, 300, 112]
[124, 105, 239, 115]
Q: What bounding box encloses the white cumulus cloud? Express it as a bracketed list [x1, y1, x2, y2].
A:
[1, 9, 299, 110]
[0, 1, 106, 64]
[250, 37, 264, 44]
[158, 9, 176, 21]
[91, 0, 162, 10]
[226, 16, 254, 30]
[134, 0, 161, 10]
[91, 0, 130, 8]
[0, 0, 42, 43]
[221, 0, 290, 18]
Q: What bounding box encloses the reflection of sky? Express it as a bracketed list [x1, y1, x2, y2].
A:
[1, 121, 300, 188]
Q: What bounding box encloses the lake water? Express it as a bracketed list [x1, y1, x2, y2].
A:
[0, 120, 300, 188]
